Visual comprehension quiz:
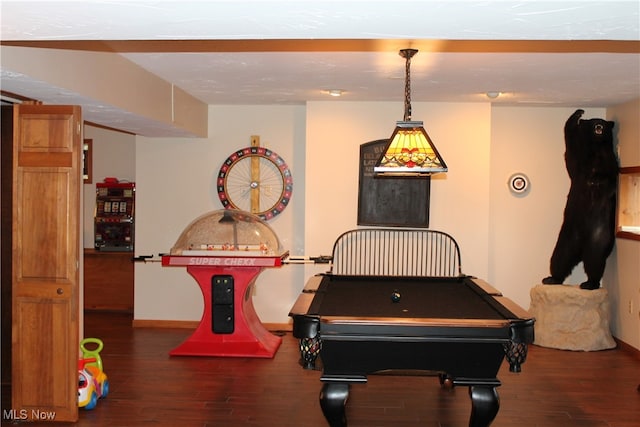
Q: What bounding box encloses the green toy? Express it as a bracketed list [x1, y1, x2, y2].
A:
[80, 338, 104, 371]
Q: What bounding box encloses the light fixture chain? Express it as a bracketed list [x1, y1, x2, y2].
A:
[403, 51, 413, 121]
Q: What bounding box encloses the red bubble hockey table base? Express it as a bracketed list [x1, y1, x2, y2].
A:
[161, 254, 287, 358]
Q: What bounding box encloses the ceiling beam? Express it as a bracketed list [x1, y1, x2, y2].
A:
[2, 39, 639, 54]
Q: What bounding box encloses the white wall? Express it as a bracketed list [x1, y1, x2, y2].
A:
[133, 105, 308, 322]
[305, 101, 492, 277]
[133, 101, 496, 323]
[82, 125, 136, 248]
[488, 107, 606, 307]
[82, 101, 637, 351]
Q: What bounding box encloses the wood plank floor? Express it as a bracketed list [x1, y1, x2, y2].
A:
[2, 311, 639, 427]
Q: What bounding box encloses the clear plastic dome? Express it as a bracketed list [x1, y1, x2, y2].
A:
[170, 209, 284, 256]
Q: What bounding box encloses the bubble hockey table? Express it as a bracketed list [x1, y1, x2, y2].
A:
[161, 252, 288, 358]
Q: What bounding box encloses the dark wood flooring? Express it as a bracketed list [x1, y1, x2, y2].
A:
[2, 311, 639, 427]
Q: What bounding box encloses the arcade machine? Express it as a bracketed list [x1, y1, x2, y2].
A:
[94, 179, 135, 251]
[161, 209, 289, 358]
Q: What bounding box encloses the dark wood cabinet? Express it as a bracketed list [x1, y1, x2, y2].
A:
[84, 249, 134, 312]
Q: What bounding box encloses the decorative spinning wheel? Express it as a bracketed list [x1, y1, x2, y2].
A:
[217, 136, 293, 221]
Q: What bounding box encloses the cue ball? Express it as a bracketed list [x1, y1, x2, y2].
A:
[391, 290, 401, 303]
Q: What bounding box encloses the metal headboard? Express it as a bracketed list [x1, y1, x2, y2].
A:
[330, 228, 463, 277]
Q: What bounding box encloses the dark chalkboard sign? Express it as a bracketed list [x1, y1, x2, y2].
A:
[357, 139, 430, 227]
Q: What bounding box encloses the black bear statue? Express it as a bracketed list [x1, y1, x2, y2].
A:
[542, 109, 618, 290]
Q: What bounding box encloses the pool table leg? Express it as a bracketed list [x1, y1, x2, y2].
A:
[319, 383, 349, 427]
[468, 386, 499, 427]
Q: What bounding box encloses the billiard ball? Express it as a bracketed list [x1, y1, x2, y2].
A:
[391, 290, 401, 303]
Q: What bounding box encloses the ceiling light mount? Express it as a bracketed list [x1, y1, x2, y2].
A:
[374, 49, 447, 177]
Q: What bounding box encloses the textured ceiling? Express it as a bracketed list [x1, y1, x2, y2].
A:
[1, 1, 639, 136]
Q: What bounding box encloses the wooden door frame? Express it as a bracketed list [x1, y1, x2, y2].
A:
[1, 105, 15, 399]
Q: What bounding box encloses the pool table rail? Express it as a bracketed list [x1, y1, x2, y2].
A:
[470, 277, 503, 295]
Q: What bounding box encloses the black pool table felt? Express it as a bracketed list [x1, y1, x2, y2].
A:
[307, 275, 515, 320]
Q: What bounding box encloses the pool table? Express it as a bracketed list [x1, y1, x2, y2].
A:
[289, 273, 535, 427]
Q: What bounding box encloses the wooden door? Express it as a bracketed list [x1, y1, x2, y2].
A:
[12, 104, 82, 422]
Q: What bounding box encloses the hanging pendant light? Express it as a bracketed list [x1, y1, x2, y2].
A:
[374, 49, 447, 176]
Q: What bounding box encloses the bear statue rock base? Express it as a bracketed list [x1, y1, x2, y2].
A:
[529, 284, 616, 351]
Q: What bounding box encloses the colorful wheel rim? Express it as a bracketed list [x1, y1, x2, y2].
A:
[217, 146, 293, 221]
